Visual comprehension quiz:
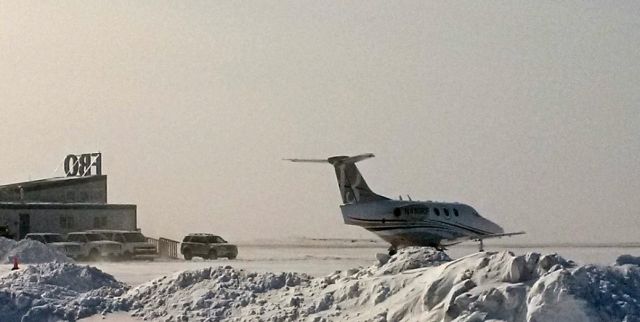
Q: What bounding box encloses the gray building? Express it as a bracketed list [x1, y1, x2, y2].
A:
[0, 175, 136, 239]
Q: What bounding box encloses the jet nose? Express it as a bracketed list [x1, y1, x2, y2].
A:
[478, 216, 503, 235]
[485, 220, 504, 234]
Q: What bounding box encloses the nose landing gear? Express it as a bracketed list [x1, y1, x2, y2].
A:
[388, 246, 397, 256]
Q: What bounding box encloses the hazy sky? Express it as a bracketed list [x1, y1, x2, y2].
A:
[1, 1, 639, 243]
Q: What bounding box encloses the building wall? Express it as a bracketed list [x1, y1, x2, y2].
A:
[0, 206, 136, 238]
[0, 177, 107, 204]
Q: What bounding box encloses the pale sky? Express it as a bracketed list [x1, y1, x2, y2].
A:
[1, 1, 639, 243]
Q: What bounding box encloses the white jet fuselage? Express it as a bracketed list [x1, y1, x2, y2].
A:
[287, 153, 522, 250]
[341, 200, 504, 247]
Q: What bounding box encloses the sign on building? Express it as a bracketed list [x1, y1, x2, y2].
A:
[64, 153, 102, 177]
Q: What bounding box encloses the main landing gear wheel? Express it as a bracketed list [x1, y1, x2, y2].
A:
[388, 246, 397, 256]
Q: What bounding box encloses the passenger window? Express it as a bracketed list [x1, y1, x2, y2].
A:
[454, 209, 459, 216]
[434, 208, 440, 216]
[444, 208, 450, 216]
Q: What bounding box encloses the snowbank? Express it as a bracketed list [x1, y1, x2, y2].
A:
[369, 247, 451, 276]
[0, 236, 16, 258]
[118, 265, 311, 321]
[0, 237, 72, 264]
[2, 248, 640, 322]
[4, 239, 73, 264]
[0, 263, 128, 322]
[112, 248, 640, 322]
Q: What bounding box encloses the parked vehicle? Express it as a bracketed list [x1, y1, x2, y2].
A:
[180, 233, 238, 260]
[66, 232, 122, 260]
[24, 233, 84, 259]
[88, 230, 157, 260]
[0, 225, 14, 239]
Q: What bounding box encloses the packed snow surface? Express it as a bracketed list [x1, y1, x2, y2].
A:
[4, 248, 640, 321]
[0, 237, 72, 264]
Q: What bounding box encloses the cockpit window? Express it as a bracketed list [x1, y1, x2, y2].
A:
[453, 209, 459, 216]
[434, 208, 440, 216]
[444, 208, 450, 216]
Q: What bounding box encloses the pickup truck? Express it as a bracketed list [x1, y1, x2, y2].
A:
[180, 233, 238, 260]
[88, 230, 157, 260]
[24, 233, 84, 259]
[66, 232, 122, 261]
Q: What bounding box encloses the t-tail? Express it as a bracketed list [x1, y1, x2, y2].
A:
[286, 153, 389, 204]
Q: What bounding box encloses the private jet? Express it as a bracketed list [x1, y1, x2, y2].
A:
[286, 153, 524, 255]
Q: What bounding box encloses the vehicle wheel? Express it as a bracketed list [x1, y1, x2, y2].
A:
[228, 254, 237, 260]
[207, 250, 218, 260]
[183, 249, 193, 260]
[89, 249, 100, 261]
[122, 252, 133, 261]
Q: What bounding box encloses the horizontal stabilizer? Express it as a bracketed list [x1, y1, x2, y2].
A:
[284, 158, 329, 163]
[284, 153, 375, 165]
[329, 153, 375, 164]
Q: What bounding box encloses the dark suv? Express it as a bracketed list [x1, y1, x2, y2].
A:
[180, 233, 238, 260]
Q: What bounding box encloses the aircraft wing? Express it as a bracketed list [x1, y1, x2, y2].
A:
[439, 231, 525, 247]
[471, 231, 526, 241]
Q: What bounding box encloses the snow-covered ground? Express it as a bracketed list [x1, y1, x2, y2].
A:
[1, 243, 640, 321]
[73, 245, 640, 286]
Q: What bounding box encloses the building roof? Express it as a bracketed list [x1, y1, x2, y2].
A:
[0, 202, 134, 210]
[0, 175, 106, 191]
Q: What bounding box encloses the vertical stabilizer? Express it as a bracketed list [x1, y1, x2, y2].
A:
[286, 153, 389, 204]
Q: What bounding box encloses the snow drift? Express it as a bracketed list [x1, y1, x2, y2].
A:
[112, 248, 640, 322]
[2, 248, 640, 322]
[0, 237, 72, 264]
[0, 263, 128, 322]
